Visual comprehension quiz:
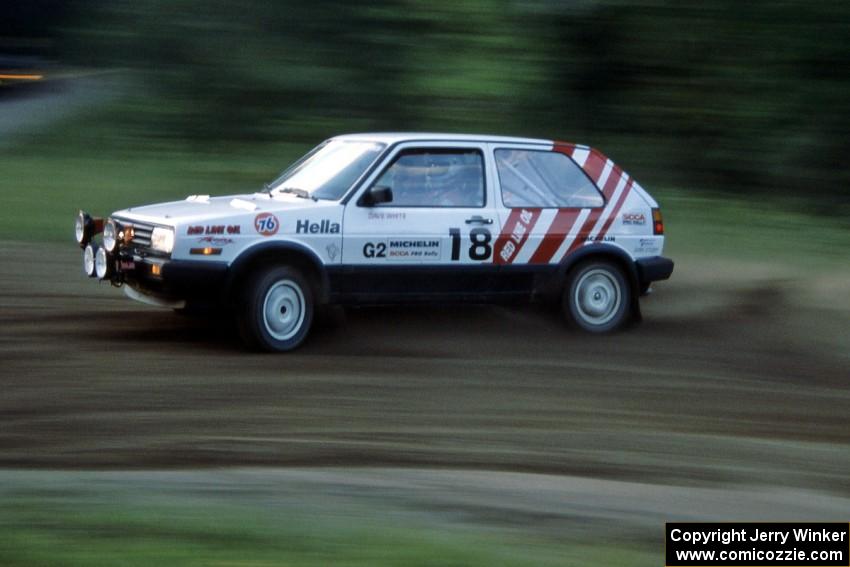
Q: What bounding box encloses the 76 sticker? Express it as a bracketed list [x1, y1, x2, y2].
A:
[254, 213, 280, 236]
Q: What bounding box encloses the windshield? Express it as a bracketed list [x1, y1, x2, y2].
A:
[269, 140, 386, 200]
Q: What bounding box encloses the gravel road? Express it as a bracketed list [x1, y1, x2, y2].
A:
[2, 241, 847, 501]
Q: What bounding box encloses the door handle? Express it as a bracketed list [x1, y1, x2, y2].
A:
[465, 216, 493, 225]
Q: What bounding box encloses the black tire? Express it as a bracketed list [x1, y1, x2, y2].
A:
[237, 265, 314, 352]
[563, 260, 631, 333]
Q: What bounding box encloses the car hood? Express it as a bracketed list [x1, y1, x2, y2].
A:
[112, 193, 331, 226]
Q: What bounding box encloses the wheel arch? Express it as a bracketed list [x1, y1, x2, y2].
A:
[557, 244, 642, 322]
[225, 241, 329, 304]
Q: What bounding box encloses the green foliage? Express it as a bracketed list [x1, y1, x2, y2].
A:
[4, 0, 850, 217]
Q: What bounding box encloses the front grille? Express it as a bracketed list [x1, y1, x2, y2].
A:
[130, 221, 154, 247]
[113, 217, 166, 257]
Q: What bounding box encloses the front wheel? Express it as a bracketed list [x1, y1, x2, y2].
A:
[563, 260, 631, 333]
[238, 266, 314, 352]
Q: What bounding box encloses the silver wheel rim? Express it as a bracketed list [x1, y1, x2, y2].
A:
[262, 280, 305, 341]
[574, 268, 621, 326]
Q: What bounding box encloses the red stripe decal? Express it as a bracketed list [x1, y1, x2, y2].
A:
[564, 209, 604, 256]
[493, 208, 541, 265]
[508, 142, 630, 265]
[528, 209, 581, 264]
[493, 209, 522, 265]
[600, 164, 623, 200]
[553, 142, 576, 157]
[565, 178, 634, 257]
[596, 178, 634, 240]
[582, 150, 607, 183]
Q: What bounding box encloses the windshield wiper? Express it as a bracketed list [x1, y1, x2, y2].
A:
[278, 187, 318, 201]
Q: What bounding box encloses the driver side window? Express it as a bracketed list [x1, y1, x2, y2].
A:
[372, 148, 485, 207]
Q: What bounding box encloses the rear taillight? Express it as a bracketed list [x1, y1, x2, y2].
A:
[652, 208, 664, 235]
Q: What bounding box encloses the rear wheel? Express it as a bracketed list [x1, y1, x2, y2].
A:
[563, 260, 631, 333]
[238, 266, 314, 352]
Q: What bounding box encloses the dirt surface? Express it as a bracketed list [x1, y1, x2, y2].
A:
[1, 241, 848, 495]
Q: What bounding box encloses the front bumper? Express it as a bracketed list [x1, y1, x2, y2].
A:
[635, 256, 674, 285]
[119, 253, 229, 302]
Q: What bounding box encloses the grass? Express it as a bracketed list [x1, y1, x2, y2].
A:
[0, 145, 306, 243]
[654, 188, 850, 270]
[0, 476, 654, 567]
[0, 85, 314, 243]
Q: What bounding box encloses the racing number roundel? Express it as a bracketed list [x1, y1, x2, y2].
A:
[254, 213, 280, 236]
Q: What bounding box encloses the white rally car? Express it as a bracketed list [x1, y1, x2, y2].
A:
[75, 133, 673, 351]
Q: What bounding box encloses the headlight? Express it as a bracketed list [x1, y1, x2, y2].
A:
[83, 244, 98, 277]
[150, 226, 175, 254]
[94, 246, 112, 279]
[103, 219, 118, 252]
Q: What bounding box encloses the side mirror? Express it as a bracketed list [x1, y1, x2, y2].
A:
[362, 185, 393, 206]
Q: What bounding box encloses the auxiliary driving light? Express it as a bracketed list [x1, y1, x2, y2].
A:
[75, 211, 94, 248]
[83, 244, 98, 277]
[103, 219, 118, 252]
[74, 211, 104, 247]
[94, 246, 112, 280]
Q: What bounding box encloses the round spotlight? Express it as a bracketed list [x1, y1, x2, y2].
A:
[103, 219, 118, 252]
[83, 244, 98, 277]
[75, 211, 93, 248]
[74, 213, 85, 244]
[94, 246, 112, 280]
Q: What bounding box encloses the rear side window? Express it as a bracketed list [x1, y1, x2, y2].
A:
[495, 149, 604, 208]
[372, 148, 485, 207]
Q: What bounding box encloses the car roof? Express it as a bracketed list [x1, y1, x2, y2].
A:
[331, 132, 554, 145]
